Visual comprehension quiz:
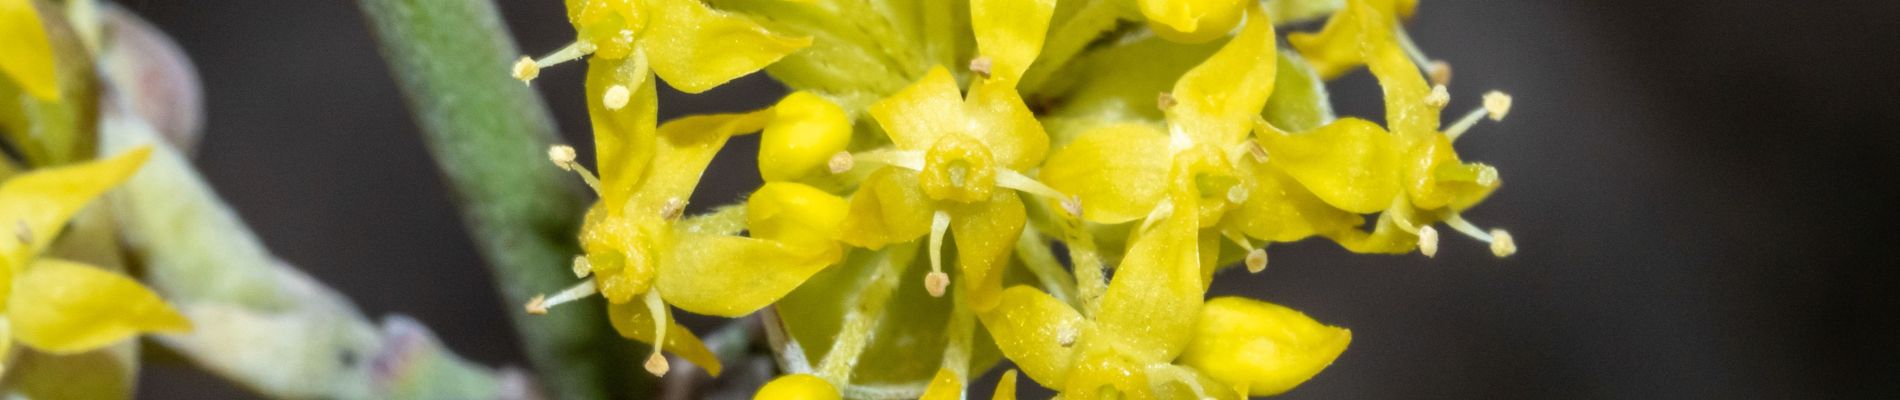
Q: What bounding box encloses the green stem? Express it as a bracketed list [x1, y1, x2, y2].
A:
[353, 0, 641, 398]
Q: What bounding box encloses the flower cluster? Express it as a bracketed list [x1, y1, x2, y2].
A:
[513, 0, 1518, 397]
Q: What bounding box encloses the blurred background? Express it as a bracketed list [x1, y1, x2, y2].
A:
[119, 0, 1898, 398]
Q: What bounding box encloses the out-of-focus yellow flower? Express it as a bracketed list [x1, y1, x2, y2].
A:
[916, 368, 1019, 400]
[0, 146, 189, 374]
[1269, 0, 1517, 257]
[1, 0, 60, 101]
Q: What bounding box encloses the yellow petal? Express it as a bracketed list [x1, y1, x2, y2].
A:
[657, 232, 835, 317]
[1, 0, 59, 101]
[838, 167, 933, 248]
[1093, 158, 1204, 363]
[8, 259, 189, 354]
[1355, 1, 1436, 138]
[759, 91, 853, 181]
[919, 368, 963, 400]
[1284, 1, 1364, 80]
[1062, 346, 1156, 400]
[753, 374, 840, 400]
[869, 68, 1047, 169]
[992, 369, 1018, 400]
[631, 108, 774, 211]
[1167, 4, 1276, 146]
[1138, 0, 1244, 44]
[977, 285, 1082, 388]
[970, 0, 1055, 83]
[746, 182, 849, 252]
[1038, 124, 1169, 224]
[869, 67, 966, 153]
[964, 78, 1050, 170]
[1255, 118, 1400, 214]
[1180, 297, 1350, 396]
[586, 55, 657, 211]
[0, 146, 151, 274]
[606, 300, 723, 375]
[1321, 212, 1417, 254]
[641, 0, 811, 93]
[1225, 160, 1361, 243]
[946, 192, 1024, 311]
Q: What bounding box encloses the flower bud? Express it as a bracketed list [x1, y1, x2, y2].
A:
[759, 91, 852, 181]
[754, 374, 840, 400]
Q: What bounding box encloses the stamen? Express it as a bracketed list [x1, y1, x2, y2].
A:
[850, 149, 925, 171]
[571, 255, 592, 278]
[1226, 185, 1250, 204]
[602, 85, 631, 110]
[1417, 225, 1440, 258]
[1157, 92, 1177, 112]
[1428, 60, 1453, 86]
[1222, 230, 1267, 273]
[997, 169, 1072, 207]
[1242, 140, 1269, 164]
[1476, 165, 1500, 187]
[1394, 27, 1436, 78]
[1443, 213, 1517, 257]
[925, 211, 952, 298]
[1442, 104, 1491, 141]
[524, 279, 598, 315]
[828, 151, 855, 174]
[643, 291, 671, 376]
[548, 145, 603, 194]
[1483, 91, 1513, 121]
[535, 41, 590, 70]
[969, 56, 993, 79]
[1426, 85, 1451, 109]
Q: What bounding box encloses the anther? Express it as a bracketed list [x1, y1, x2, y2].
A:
[1490, 229, 1517, 257]
[1426, 85, 1451, 109]
[969, 56, 993, 79]
[1157, 92, 1178, 111]
[1226, 185, 1250, 204]
[571, 255, 592, 278]
[924, 272, 950, 298]
[1476, 165, 1500, 187]
[511, 56, 539, 84]
[1483, 91, 1513, 121]
[1245, 248, 1268, 273]
[603, 85, 631, 110]
[645, 353, 671, 376]
[548, 145, 577, 171]
[828, 151, 855, 174]
[524, 295, 547, 315]
[1056, 325, 1079, 347]
[659, 198, 687, 220]
[1417, 226, 1440, 258]
[1428, 60, 1453, 86]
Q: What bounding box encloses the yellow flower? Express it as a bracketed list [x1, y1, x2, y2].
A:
[1266, 0, 1517, 257]
[1, 0, 60, 101]
[514, 0, 811, 94]
[754, 373, 840, 400]
[0, 146, 189, 374]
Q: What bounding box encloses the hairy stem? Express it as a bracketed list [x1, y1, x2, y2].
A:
[354, 0, 642, 398]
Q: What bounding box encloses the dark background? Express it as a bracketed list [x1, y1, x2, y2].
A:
[120, 0, 1900, 398]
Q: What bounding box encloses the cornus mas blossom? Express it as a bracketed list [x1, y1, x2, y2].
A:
[511, 0, 1520, 397]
